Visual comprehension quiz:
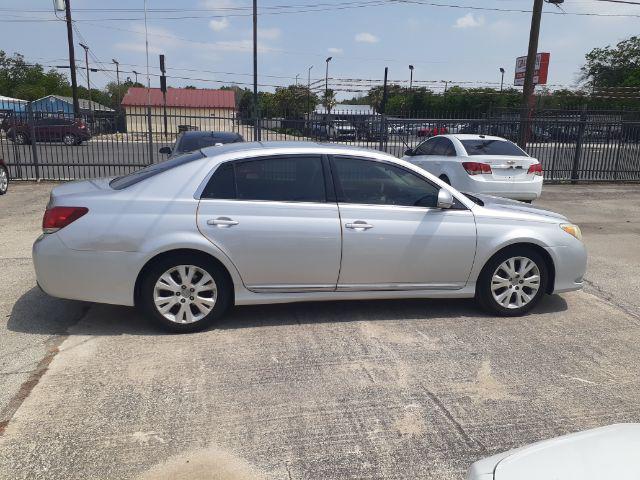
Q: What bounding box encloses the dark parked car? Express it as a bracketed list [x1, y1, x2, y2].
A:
[0, 158, 8, 195]
[159, 131, 244, 158]
[2, 116, 91, 146]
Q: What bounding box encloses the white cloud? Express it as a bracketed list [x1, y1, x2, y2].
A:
[209, 18, 229, 31]
[328, 47, 343, 54]
[258, 28, 281, 40]
[354, 32, 379, 43]
[454, 13, 485, 29]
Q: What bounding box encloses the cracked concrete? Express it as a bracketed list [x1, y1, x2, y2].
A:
[0, 182, 639, 479]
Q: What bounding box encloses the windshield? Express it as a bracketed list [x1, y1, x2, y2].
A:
[109, 151, 205, 190]
[460, 139, 527, 156]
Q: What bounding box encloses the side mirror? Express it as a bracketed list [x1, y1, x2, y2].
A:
[159, 146, 172, 155]
[404, 148, 414, 156]
[437, 189, 454, 209]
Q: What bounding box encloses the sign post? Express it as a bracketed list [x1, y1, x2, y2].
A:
[514, 52, 550, 87]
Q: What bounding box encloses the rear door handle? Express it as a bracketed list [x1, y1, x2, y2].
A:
[345, 221, 373, 230]
[207, 217, 239, 227]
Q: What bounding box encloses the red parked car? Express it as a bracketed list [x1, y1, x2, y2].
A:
[2, 116, 91, 146]
[417, 126, 449, 138]
[0, 158, 8, 195]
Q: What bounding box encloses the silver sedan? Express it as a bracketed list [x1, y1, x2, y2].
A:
[33, 142, 587, 332]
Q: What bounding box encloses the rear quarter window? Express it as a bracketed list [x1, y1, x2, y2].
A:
[460, 139, 527, 156]
[110, 151, 205, 190]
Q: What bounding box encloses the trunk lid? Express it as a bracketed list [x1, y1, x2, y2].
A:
[49, 178, 113, 206]
[472, 155, 538, 181]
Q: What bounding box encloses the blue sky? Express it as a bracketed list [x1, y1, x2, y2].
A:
[2, 0, 640, 99]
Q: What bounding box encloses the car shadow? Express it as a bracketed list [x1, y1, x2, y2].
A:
[8, 286, 569, 336]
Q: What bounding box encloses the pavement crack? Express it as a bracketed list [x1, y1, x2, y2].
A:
[0, 304, 91, 436]
[424, 390, 486, 453]
[583, 278, 640, 322]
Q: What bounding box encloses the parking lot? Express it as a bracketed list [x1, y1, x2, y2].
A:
[1, 181, 639, 479]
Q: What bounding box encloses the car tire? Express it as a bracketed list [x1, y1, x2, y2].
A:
[63, 133, 77, 146]
[476, 247, 548, 317]
[13, 132, 27, 145]
[0, 166, 8, 195]
[139, 253, 232, 333]
[439, 175, 451, 185]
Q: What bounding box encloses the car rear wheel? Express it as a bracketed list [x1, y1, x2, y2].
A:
[13, 132, 27, 145]
[139, 254, 232, 333]
[0, 166, 8, 195]
[62, 133, 77, 146]
[476, 247, 548, 316]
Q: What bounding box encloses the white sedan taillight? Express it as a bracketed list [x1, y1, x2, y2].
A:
[462, 162, 492, 175]
[42, 206, 88, 233]
[528, 163, 543, 176]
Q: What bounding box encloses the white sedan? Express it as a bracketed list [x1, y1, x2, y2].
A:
[403, 134, 543, 202]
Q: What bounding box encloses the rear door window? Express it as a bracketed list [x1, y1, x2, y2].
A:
[202, 155, 326, 203]
[461, 139, 527, 156]
[415, 138, 437, 156]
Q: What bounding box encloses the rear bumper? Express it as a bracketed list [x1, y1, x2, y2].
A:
[33, 233, 140, 306]
[458, 175, 543, 201]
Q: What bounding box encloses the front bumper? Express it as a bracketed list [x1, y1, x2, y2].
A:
[545, 243, 588, 294]
[33, 233, 140, 306]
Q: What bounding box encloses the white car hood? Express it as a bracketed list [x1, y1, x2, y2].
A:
[472, 193, 568, 222]
[467, 424, 640, 480]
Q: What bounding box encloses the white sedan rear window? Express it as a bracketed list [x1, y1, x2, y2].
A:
[460, 139, 527, 156]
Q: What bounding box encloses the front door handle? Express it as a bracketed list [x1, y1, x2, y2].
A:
[207, 217, 239, 227]
[345, 221, 373, 230]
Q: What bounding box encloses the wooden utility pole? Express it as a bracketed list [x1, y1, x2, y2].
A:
[63, 0, 80, 118]
[518, 0, 544, 149]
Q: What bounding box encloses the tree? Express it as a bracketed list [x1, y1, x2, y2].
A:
[581, 36, 640, 88]
[321, 89, 337, 113]
[0, 51, 69, 100]
[271, 85, 318, 117]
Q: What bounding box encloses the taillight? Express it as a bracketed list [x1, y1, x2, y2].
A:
[528, 163, 543, 176]
[42, 206, 88, 233]
[462, 162, 492, 175]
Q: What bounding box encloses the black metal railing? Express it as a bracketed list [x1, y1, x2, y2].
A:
[1, 100, 640, 182]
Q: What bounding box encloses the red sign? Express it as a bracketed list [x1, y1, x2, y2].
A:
[514, 52, 550, 86]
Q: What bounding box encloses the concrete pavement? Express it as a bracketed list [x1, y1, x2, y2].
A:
[0, 182, 639, 479]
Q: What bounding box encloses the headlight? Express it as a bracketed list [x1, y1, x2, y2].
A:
[560, 223, 582, 241]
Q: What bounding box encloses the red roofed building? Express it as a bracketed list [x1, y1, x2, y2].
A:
[121, 87, 236, 135]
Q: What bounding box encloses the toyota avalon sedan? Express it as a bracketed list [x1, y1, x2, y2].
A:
[403, 134, 543, 202]
[33, 142, 586, 333]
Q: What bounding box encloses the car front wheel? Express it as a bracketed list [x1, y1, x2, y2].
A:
[139, 254, 232, 333]
[476, 247, 548, 316]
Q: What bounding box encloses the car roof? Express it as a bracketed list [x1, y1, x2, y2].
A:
[444, 134, 511, 142]
[181, 130, 242, 139]
[200, 141, 396, 158]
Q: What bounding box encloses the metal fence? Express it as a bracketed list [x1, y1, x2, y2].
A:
[1, 100, 640, 182]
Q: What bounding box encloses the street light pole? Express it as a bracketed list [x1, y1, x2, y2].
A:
[307, 65, 313, 114]
[325, 56, 332, 100]
[252, 0, 260, 141]
[79, 42, 91, 113]
[409, 64, 414, 90]
[295, 74, 299, 86]
[113, 58, 121, 132]
[518, 0, 544, 149]
[499, 67, 505, 93]
[132, 71, 139, 84]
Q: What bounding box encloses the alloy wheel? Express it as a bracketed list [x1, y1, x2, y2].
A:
[15, 133, 26, 144]
[63, 134, 76, 146]
[153, 265, 218, 324]
[490, 256, 541, 309]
